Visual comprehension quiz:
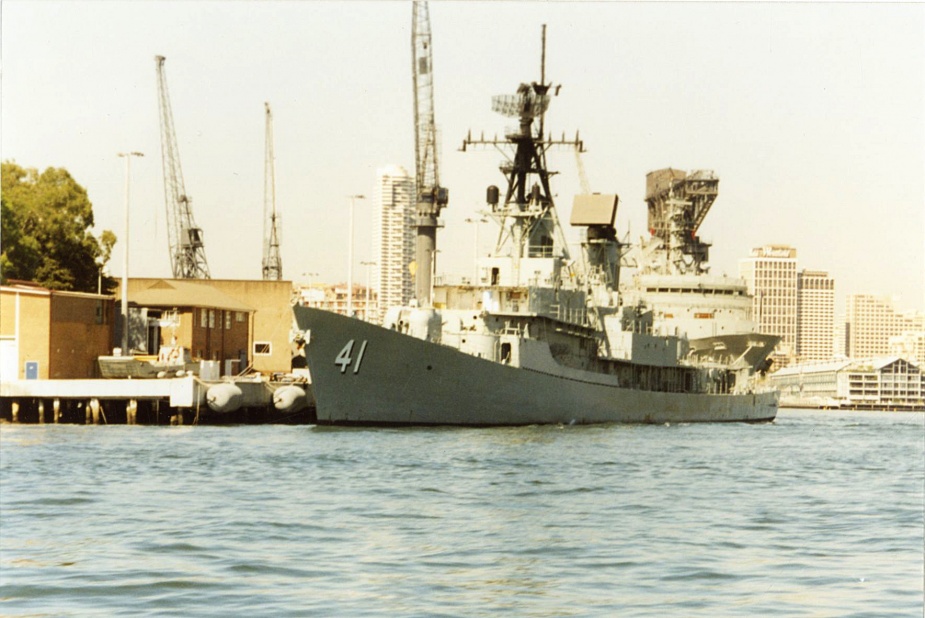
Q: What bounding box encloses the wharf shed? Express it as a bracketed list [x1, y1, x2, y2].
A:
[0, 282, 115, 380]
[770, 356, 925, 410]
[124, 278, 294, 375]
[117, 279, 252, 376]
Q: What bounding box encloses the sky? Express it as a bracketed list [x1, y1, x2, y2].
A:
[2, 1, 923, 312]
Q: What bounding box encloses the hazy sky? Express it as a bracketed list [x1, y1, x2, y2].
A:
[2, 1, 923, 312]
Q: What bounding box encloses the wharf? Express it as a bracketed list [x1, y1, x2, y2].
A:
[0, 377, 314, 425]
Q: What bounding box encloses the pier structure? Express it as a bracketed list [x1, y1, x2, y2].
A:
[0, 376, 313, 426]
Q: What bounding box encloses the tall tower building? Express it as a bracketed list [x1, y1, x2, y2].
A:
[845, 294, 925, 359]
[738, 245, 798, 365]
[374, 165, 414, 320]
[796, 269, 835, 362]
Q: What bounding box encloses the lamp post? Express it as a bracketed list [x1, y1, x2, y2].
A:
[361, 261, 376, 321]
[465, 217, 487, 283]
[300, 272, 318, 307]
[118, 151, 143, 354]
[346, 194, 365, 317]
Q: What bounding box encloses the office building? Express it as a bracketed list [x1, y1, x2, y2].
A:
[796, 269, 835, 362]
[845, 294, 925, 360]
[374, 165, 414, 321]
[738, 245, 798, 365]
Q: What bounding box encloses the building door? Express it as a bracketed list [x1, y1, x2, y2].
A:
[0, 338, 18, 380]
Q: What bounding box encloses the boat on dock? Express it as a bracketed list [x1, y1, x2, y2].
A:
[292, 55, 778, 426]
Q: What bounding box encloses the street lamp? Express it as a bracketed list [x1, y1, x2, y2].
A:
[118, 151, 143, 355]
[361, 261, 376, 321]
[346, 194, 365, 317]
[465, 217, 488, 283]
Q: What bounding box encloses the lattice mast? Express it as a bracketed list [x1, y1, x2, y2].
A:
[262, 102, 283, 280]
[411, 1, 448, 307]
[461, 25, 582, 281]
[155, 55, 210, 279]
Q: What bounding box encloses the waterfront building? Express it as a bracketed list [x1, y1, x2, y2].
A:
[1, 282, 115, 379]
[770, 356, 924, 411]
[844, 294, 925, 360]
[118, 279, 253, 376]
[298, 283, 377, 322]
[374, 165, 414, 322]
[738, 245, 798, 366]
[796, 269, 835, 363]
[888, 330, 925, 366]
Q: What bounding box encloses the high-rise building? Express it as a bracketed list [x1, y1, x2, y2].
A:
[374, 165, 414, 321]
[796, 269, 835, 362]
[845, 294, 925, 359]
[738, 245, 798, 365]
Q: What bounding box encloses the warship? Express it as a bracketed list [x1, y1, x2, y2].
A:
[292, 65, 778, 426]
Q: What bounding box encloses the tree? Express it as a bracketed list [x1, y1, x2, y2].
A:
[1, 161, 117, 293]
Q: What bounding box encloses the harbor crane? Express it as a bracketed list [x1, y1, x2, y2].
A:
[262, 102, 283, 280]
[411, 1, 448, 306]
[155, 55, 210, 279]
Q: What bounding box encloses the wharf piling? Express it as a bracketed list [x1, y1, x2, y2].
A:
[0, 377, 315, 426]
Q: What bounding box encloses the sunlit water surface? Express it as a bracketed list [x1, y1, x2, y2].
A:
[1, 409, 922, 617]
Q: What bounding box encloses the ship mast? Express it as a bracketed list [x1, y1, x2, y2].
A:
[461, 25, 582, 285]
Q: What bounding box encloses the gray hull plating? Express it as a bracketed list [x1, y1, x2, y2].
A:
[295, 307, 778, 426]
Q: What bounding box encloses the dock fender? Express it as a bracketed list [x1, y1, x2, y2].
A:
[206, 383, 244, 413]
[273, 385, 308, 412]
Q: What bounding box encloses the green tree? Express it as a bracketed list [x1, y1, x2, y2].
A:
[1, 161, 117, 293]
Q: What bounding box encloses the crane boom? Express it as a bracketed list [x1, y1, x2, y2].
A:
[262, 102, 283, 280]
[155, 55, 210, 279]
[411, 1, 448, 306]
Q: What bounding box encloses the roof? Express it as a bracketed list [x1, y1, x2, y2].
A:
[127, 279, 254, 312]
[1, 282, 113, 301]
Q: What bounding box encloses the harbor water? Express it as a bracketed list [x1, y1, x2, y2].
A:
[1, 409, 922, 616]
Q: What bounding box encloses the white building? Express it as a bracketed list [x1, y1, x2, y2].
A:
[374, 165, 414, 321]
[796, 269, 835, 363]
[845, 294, 924, 360]
[739, 245, 798, 365]
[770, 356, 924, 410]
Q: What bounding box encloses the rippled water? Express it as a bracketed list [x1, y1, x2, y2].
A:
[1, 409, 922, 617]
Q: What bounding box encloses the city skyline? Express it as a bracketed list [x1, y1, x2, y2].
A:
[2, 2, 922, 311]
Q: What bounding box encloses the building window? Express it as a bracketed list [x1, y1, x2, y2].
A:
[253, 342, 272, 356]
[225, 311, 231, 330]
[236, 311, 245, 322]
[208, 309, 215, 328]
[200, 308, 207, 328]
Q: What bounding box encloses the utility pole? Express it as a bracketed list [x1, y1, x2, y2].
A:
[118, 151, 143, 354]
[346, 194, 365, 317]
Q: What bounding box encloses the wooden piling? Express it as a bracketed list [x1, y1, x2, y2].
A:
[11, 401, 19, 423]
[53, 398, 62, 423]
[37, 399, 45, 424]
[126, 399, 138, 425]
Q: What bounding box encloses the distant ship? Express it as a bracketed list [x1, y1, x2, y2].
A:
[620, 168, 781, 373]
[293, 70, 778, 426]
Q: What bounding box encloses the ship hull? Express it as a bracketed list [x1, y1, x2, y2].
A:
[294, 307, 778, 426]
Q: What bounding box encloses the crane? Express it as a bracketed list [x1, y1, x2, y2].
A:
[155, 55, 210, 279]
[411, 1, 448, 306]
[262, 102, 283, 280]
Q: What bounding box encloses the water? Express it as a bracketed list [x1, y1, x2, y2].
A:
[1, 409, 922, 617]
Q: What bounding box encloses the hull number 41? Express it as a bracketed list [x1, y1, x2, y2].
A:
[335, 339, 368, 374]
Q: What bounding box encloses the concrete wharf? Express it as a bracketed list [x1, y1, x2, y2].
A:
[0, 377, 314, 425]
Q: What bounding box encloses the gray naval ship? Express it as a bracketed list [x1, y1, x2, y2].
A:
[293, 75, 779, 426]
[621, 168, 781, 373]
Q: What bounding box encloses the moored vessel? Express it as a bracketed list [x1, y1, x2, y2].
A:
[293, 47, 779, 426]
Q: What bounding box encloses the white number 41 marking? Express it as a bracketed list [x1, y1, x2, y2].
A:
[335, 339, 368, 374]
